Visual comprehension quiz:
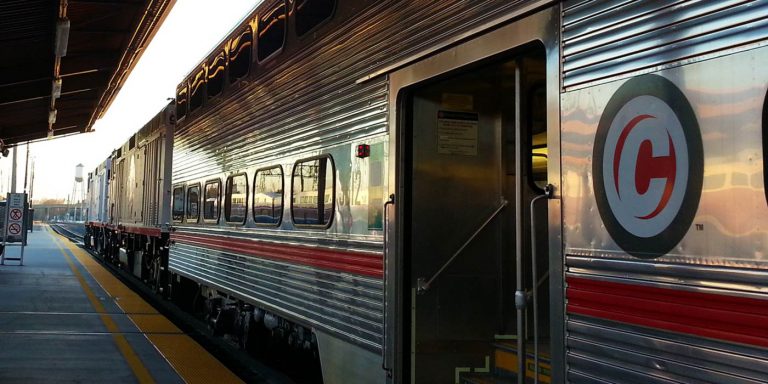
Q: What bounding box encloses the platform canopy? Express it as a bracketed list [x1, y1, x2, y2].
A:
[0, 0, 175, 147]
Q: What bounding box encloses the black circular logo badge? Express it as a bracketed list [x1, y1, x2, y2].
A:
[593, 75, 703, 258]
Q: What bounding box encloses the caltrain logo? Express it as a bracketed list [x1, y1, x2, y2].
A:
[593, 75, 703, 258]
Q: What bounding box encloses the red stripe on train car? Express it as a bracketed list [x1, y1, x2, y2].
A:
[171, 232, 383, 278]
[119, 225, 162, 237]
[566, 276, 768, 348]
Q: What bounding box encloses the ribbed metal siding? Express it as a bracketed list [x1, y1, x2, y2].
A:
[169, 231, 383, 350]
[566, 258, 768, 383]
[562, 0, 768, 88]
[142, 137, 162, 227]
[171, 0, 538, 351]
[173, 0, 530, 182]
[567, 315, 768, 384]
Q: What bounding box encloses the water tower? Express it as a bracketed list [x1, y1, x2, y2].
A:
[71, 164, 84, 221]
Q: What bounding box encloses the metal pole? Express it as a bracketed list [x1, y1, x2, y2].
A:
[23, 143, 29, 193]
[513, 61, 526, 384]
[10, 146, 17, 193]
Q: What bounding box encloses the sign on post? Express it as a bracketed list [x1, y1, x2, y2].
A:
[1, 193, 27, 265]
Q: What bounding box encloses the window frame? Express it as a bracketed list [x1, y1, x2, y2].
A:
[224, 173, 249, 225]
[293, 0, 337, 39]
[290, 154, 336, 229]
[206, 49, 227, 99]
[253, 165, 284, 227]
[188, 65, 207, 112]
[172, 185, 185, 223]
[228, 25, 253, 83]
[763, 88, 767, 206]
[185, 183, 201, 223]
[175, 85, 187, 122]
[256, 0, 288, 64]
[203, 179, 222, 224]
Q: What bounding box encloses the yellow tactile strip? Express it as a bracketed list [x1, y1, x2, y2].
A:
[50, 227, 243, 384]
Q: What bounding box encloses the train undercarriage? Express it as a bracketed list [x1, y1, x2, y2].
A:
[83, 226, 323, 383]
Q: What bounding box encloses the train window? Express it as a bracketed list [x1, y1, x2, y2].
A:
[228, 26, 252, 83]
[207, 50, 226, 98]
[292, 156, 334, 227]
[294, 0, 336, 37]
[204, 180, 221, 222]
[172, 186, 184, 222]
[257, 1, 286, 62]
[253, 166, 283, 225]
[225, 174, 248, 224]
[175, 86, 187, 120]
[528, 83, 548, 192]
[189, 66, 206, 111]
[186, 184, 201, 222]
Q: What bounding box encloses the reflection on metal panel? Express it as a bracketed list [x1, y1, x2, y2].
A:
[567, 314, 768, 384]
[173, 1, 532, 182]
[561, 48, 768, 268]
[562, 0, 768, 88]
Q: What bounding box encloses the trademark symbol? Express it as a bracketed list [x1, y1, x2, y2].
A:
[695, 224, 704, 231]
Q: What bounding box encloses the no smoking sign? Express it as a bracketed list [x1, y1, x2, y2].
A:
[592, 75, 703, 258]
[7, 223, 21, 235]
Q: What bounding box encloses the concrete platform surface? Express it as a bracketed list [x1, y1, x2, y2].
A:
[0, 226, 243, 384]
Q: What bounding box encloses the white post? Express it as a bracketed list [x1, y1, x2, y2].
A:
[10, 146, 17, 193]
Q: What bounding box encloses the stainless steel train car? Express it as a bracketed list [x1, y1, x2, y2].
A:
[85, 104, 174, 289]
[85, 1, 768, 383]
[85, 159, 110, 225]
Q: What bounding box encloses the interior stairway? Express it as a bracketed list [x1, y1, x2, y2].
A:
[460, 341, 551, 384]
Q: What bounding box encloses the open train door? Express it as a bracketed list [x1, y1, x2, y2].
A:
[382, 7, 563, 384]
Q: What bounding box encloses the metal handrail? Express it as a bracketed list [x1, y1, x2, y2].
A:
[381, 194, 395, 377]
[530, 184, 553, 384]
[416, 199, 508, 294]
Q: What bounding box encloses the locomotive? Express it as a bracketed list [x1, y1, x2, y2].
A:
[86, 1, 768, 383]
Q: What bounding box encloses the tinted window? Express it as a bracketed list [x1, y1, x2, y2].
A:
[172, 187, 184, 222]
[253, 166, 283, 225]
[186, 185, 200, 221]
[292, 156, 334, 226]
[189, 67, 206, 111]
[175, 86, 187, 120]
[764, 89, 767, 206]
[207, 50, 226, 98]
[295, 0, 335, 37]
[225, 174, 248, 224]
[528, 83, 547, 192]
[204, 180, 221, 222]
[229, 26, 252, 82]
[257, 1, 286, 62]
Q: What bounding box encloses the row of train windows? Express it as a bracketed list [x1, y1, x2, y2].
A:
[172, 156, 335, 227]
[177, 0, 337, 119]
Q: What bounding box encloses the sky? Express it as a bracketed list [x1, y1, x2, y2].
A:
[0, 1, 259, 202]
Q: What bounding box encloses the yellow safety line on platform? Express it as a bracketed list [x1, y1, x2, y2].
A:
[49, 227, 243, 384]
[52, 230, 155, 384]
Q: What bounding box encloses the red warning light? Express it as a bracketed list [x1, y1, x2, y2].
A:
[356, 144, 370, 158]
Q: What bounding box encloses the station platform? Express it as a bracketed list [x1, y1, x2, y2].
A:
[0, 226, 243, 383]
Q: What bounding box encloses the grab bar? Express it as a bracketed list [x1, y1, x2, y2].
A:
[530, 184, 553, 384]
[417, 199, 507, 294]
[381, 194, 395, 377]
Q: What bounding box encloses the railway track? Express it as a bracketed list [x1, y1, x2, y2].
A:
[49, 222, 85, 244]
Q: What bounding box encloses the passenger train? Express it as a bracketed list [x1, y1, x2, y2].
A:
[85, 1, 768, 383]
